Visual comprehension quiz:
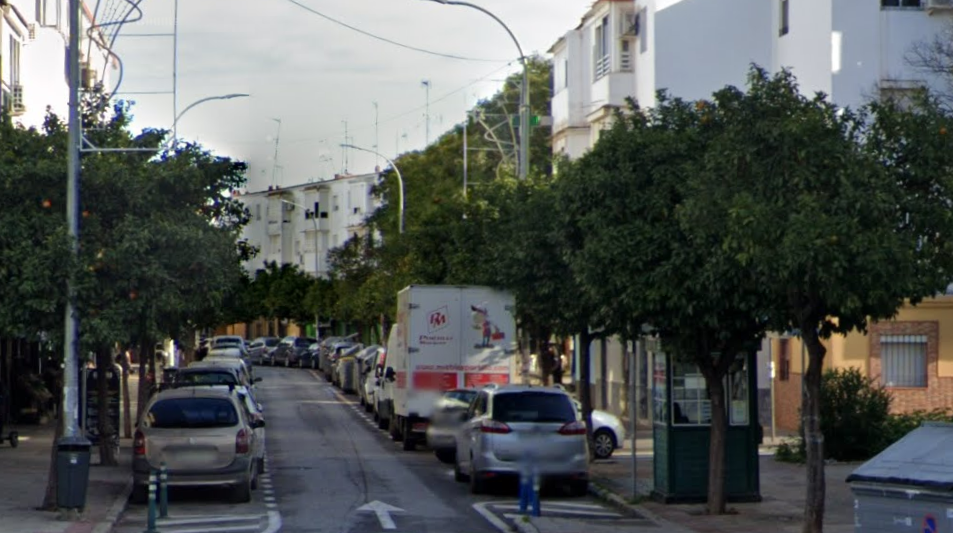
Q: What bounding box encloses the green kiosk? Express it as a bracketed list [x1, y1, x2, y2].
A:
[649, 341, 762, 503]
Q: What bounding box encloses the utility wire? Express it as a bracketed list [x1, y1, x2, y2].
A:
[283, 0, 512, 63]
[283, 60, 519, 146]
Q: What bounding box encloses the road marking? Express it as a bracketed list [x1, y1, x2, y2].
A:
[157, 515, 264, 526]
[496, 502, 616, 512]
[357, 500, 404, 530]
[502, 507, 621, 517]
[169, 525, 260, 533]
[472, 502, 512, 533]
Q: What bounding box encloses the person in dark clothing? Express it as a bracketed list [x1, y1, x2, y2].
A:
[549, 346, 564, 385]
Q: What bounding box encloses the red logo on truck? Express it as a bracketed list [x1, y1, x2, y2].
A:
[428, 306, 450, 333]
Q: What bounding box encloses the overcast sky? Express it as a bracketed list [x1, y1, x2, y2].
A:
[109, 0, 588, 191]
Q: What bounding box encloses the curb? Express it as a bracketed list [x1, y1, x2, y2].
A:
[91, 478, 133, 533]
[512, 516, 540, 533]
[587, 480, 695, 533]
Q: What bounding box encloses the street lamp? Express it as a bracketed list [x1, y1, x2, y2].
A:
[172, 93, 251, 144]
[421, 0, 529, 180]
[340, 144, 405, 234]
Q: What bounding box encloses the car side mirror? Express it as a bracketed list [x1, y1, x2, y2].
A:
[252, 419, 266, 429]
[384, 367, 396, 381]
[254, 377, 263, 383]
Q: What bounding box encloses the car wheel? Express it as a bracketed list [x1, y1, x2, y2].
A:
[435, 449, 455, 464]
[130, 484, 148, 504]
[592, 429, 616, 460]
[569, 480, 589, 497]
[231, 475, 252, 503]
[469, 459, 484, 495]
[251, 464, 260, 491]
[402, 423, 415, 451]
[311, 359, 316, 369]
[454, 459, 468, 482]
[389, 417, 403, 441]
[377, 411, 389, 430]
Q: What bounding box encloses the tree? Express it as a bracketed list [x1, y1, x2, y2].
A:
[689, 68, 953, 532]
[554, 91, 767, 513]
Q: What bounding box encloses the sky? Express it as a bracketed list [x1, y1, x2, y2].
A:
[108, 0, 590, 192]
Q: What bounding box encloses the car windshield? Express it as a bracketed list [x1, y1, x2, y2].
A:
[147, 398, 238, 428]
[295, 338, 317, 347]
[265, 338, 279, 346]
[492, 392, 575, 423]
[445, 390, 477, 405]
[176, 371, 238, 386]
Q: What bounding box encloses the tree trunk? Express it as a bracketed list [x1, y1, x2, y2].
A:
[40, 413, 64, 510]
[704, 374, 728, 514]
[96, 347, 118, 466]
[136, 343, 155, 424]
[801, 326, 827, 533]
[578, 329, 594, 453]
[120, 349, 131, 439]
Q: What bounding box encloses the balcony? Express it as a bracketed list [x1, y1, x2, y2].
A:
[594, 55, 610, 81]
[267, 220, 283, 236]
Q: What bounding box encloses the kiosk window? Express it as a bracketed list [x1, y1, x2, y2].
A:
[671, 361, 710, 425]
[729, 356, 749, 426]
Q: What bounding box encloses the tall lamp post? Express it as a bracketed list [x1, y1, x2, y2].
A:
[421, 0, 529, 180]
[341, 144, 405, 234]
[172, 94, 250, 143]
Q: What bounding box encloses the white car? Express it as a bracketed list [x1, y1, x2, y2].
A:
[572, 399, 625, 459]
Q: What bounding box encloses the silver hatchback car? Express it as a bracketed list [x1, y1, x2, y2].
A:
[132, 387, 264, 503]
[454, 385, 589, 495]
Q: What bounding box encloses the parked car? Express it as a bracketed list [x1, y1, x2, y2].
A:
[571, 399, 625, 460]
[271, 337, 295, 367]
[366, 348, 387, 416]
[331, 343, 362, 386]
[426, 388, 478, 464]
[317, 336, 345, 375]
[172, 365, 246, 389]
[190, 357, 261, 390]
[303, 343, 321, 370]
[357, 346, 384, 409]
[210, 335, 248, 357]
[132, 387, 264, 503]
[290, 337, 318, 368]
[454, 385, 589, 495]
[328, 342, 361, 383]
[248, 337, 279, 366]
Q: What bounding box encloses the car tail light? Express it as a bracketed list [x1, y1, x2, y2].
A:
[133, 430, 146, 456]
[480, 420, 511, 434]
[558, 421, 587, 435]
[236, 429, 250, 454]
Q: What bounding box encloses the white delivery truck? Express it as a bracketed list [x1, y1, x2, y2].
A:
[378, 285, 516, 450]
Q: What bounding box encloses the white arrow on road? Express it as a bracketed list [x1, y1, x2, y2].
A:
[357, 500, 405, 530]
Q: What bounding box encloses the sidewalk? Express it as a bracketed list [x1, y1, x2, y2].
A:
[0, 422, 133, 533]
[520, 432, 859, 533]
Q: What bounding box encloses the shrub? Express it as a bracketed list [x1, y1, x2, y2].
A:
[819, 368, 892, 462]
[883, 409, 953, 445]
[774, 438, 805, 463]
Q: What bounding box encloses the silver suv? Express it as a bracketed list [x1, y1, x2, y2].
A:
[132, 387, 264, 503]
[454, 385, 589, 495]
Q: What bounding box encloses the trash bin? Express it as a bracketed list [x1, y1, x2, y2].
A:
[847, 421, 953, 532]
[56, 436, 91, 509]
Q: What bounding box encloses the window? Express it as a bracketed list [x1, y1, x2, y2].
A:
[778, 339, 790, 381]
[880, 86, 919, 110]
[881, 0, 922, 7]
[9, 38, 21, 85]
[638, 8, 648, 53]
[779, 0, 789, 37]
[563, 59, 569, 89]
[333, 195, 339, 211]
[147, 398, 238, 429]
[881, 335, 927, 388]
[491, 392, 575, 423]
[593, 16, 610, 80]
[313, 201, 320, 216]
[671, 361, 710, 425]
[37, 0, 61, 27]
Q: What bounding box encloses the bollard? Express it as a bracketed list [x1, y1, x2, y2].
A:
[531, 474, 541, 517]
[144, 471, 158, 533]
[159, 462, 169, 518]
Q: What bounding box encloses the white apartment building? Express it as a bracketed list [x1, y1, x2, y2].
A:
[552, 0, 952, 160]
[549, 0, 953, 425]
[2, 0, 113, 128]
[240, 173, 382, 278]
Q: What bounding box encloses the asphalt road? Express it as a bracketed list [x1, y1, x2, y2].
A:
[259, 365, 502, 533]
[113, 364, 626, 533]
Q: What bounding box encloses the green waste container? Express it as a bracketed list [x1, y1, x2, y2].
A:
[56, 436, 91, 509]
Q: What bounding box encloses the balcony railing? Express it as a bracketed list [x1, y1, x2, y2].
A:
[620, 50, 633, 72]
[594, 54, 610, 81]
